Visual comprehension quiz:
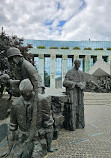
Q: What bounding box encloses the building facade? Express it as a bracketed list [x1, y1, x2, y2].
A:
[26, 40, 111, 88]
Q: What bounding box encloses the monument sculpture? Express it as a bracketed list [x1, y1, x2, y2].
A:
[7, 47, 39, 146]
[96, 76, 111, 92]
[0, 74, 20, 100]
[0, 80, 4, 97]
[5, 47, 56, 157]
[51, 96, 64, 139]
[85, 79, 100, 92]
[63, 59, 86, 131]
[0, 73, 44, 100]
[7, 79, 54, 157]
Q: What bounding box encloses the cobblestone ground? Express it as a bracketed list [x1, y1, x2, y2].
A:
[46, 104, 111, 158]
[1, 93, 111, 158]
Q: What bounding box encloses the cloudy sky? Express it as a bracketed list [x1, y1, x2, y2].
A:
[1, 0, 111, 41]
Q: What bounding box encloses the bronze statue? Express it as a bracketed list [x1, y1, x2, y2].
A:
[37, 94, 54, 152]
[8, 79, 54, 158]
[63, 59, 86, 131]
[7, 47, 39, 144]
[0, 74, 20, 100]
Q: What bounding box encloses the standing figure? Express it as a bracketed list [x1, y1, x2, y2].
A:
[8, 79, 54, 158]
[7, 47, 39, 144]
[63, 59, 86, 131]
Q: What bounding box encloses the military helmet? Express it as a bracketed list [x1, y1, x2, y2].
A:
[7, 47, 23, 58]
[19, 79, 33, 92]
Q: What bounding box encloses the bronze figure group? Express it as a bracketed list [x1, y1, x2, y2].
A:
[0, 47, 86, 158]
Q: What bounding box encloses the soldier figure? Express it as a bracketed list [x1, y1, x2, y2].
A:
[7, 47, 39, 143]
[63, 59, 86, 131]
[8, 79, 54, 158]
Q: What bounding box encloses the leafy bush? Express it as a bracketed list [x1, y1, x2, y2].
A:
[0, 27, 34, 79]
[73, 47, 81, 50]
[37, 46, 46, 49]
[49, 46, 58, 49]
[107, 48, 111, 50]
[94, 48, 98, 50]
[94, 48, 104, 50]
[61, 46, 69, 49]
[99, 48, 104, 50]
[84, 47, 92, 50]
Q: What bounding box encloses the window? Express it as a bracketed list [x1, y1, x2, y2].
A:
[34, 56, 39, 71]
[55, 56, 62, 88]
[67, 56, 73, 71]
[44, 56, 50, 87]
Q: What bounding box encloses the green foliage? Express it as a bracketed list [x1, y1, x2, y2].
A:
[107, 48, 111, 50]
[61, 46, 69, 49]
[0, 27, 34, 73]
[3, 86, 6, 93]
[73, 47, 81, 50]
[84, 47, 92, 50]
[94, 48, 98, 50]
[37, 46, 46, 49]
[99, 48, 104, 50]
[49, 46, 58, 49]
[94, 48, 104, 50]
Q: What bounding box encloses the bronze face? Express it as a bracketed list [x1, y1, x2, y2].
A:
[8, 56, 21, 65]
[74, 60, 81, 69]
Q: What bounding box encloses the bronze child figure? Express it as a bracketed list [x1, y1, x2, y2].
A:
[8, 79, 54, 158]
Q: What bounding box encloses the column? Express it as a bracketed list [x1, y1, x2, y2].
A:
[38, 54, 44, 84]
[85, 55, 91, 73]
[108, 56, 111, 75]
[50, 54, 56, 88]
[108, 56, 111, 64]
[97, 55, 102, 60]
[74, 55, 79, 61]
[62, 55, 68, 84]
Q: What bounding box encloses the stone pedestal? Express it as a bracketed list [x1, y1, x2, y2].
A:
[44, 88, 67, 139]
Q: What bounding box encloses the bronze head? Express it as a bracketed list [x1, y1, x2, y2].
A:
[74, 59, 81, 70]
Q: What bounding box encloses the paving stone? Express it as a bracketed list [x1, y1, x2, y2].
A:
[1, 92, 111, 157]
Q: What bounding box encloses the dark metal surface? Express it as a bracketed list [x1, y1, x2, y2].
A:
[0, 124, 8, 142]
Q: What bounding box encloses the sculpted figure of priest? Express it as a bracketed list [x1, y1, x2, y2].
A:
[63, 59, 86, 131]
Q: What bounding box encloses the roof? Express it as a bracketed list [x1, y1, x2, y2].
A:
[24, 39, 111, 50]
[88, 60, 110, 76]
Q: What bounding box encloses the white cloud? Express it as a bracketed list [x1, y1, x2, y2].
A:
[60, 0, 111, 41]
[0, 0, 111, 41]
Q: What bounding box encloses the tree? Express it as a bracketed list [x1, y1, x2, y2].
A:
[0, 27, 34, 76]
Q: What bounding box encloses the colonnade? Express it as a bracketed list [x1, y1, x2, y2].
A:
[36, 54, 111, 88]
